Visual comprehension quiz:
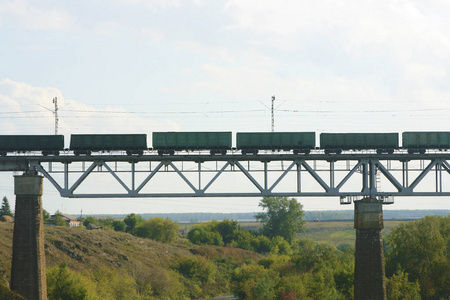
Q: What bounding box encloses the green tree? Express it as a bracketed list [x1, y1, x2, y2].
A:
[231, 264, 279, 300]
[172, 255, 217, 284]
[43, 209, 50, 222]
[251, 235, 272, 254]
[385, 215, 450, 298]
[386, 271, 421, 300]
[216, 219, 239, 245]
[229, 229, 257, 251]
[96, 217, 114, 229]
[123, 213, 143, 233]
[187, 221, 224, 246]
[269, 236, 293, 255]
[88, 266, 139, 300]
[256, 197, 306, 243]
[134, 217, 179, 243]
[82, 216, 98, 227]
[47, 262, 91, 300]
[112, 220, 126, 232]
[0, 196, 13, 217]
[53, 210, 66, 227]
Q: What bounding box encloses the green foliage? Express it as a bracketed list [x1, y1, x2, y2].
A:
[82, 216, 98, 227]
[187, 221, 224, 246]
[288, 238, 354, 298]
[145, 267, 186, 299]
[47, 262, 91, 300]
[386, 271, 421, 300]
[96, 217, 114, 229]
[216, 219, 239, 244]
[112, 220, 126, 232]
[258, 254, 291, 271]
[251, 235, 272, 254]
[385, 215, 450, 298]
[0, 196, 13, 217]
[173, 255, 217, 284]
[229, 229, 256, 251]
[277, 274, 308, 299]
[47, 263, 142, 300]
[134, 217, 179, 243]
[53, 210, 66, 227]
[87, 266, 139, 300]
[43, 209, 50, 222]
[231, 264, 279, 300]
[269, 236, 292, 255]
[256, 197, 305, 243]
[123, 213, 144, 233]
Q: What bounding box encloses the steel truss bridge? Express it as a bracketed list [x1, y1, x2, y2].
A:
[2, 151, 450, 202]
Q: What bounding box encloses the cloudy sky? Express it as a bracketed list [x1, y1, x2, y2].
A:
[1, 0, 450, 215]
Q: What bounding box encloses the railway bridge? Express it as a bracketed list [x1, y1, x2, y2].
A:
[3, 151, 450, 299]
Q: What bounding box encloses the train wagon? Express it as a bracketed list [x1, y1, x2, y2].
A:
[403, 132, 450, 154]
[320, 133, 399, 154]
[70, 134, 147, 156]
[152, 132, 232, 155]
[236, 132, 316, 155]
[0, 135, 64, 156]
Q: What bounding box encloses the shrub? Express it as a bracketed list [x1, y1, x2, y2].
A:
[134, 217, 179, 243]
[173, 255, 217, 284]
[231, 264, 279, 300]
[112, 220, 126, 232]
[270, 236, 293, 255]
[88, 266, 139, 300]
[187, 223, 224, 246]
[47, 262, 94, 300]
[252, 235, 272, 254]
[386, 270, 421, 300]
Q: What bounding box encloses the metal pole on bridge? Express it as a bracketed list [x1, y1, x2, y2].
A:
[10, 170, 47, 300]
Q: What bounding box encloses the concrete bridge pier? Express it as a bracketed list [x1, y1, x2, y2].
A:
[10, 170, 47, 300]
[354, 198, 386, 300]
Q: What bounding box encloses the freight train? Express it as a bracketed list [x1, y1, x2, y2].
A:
[0, 132, 449, 156]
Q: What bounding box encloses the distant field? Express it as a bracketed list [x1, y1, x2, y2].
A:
[301, 220, 411, 246]
[182, 220, 411, 247]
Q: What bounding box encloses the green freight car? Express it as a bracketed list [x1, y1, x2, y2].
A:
[236, 132, 316, 155]
[403, 131, 450, 154]
[70, 134, 147, 156]
[152, 132, 232, 155]
[0, 135, 64, 156]
[320, 133, 398, 154]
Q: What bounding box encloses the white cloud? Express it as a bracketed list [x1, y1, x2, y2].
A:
[0, 0, 74, 30]
[140, 27, 164, 43]
[0, 79, 179, 139]
[177, 41, 239, 64]
[222, 1, 450, 108]
[94, 21, 125, 37]
[115, 0, 182, 11]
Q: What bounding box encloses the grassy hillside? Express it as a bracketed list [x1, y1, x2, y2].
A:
[0, 222, 260, 299]
[0, 219, 412, 299]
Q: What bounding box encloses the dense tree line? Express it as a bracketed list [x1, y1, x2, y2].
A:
[385, 215, 450, 299]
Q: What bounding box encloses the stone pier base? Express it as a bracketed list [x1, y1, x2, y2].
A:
[10, 172, 47, 300]
[354, 198, 386, 300]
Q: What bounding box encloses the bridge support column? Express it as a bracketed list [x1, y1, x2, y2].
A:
[354, 198, 386, 300]
[11, 171, 47, 300]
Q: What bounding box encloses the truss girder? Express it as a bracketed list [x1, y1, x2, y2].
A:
[14, 154, 450, 198]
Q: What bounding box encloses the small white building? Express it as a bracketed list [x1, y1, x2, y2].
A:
[48, 213, 81, 227]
